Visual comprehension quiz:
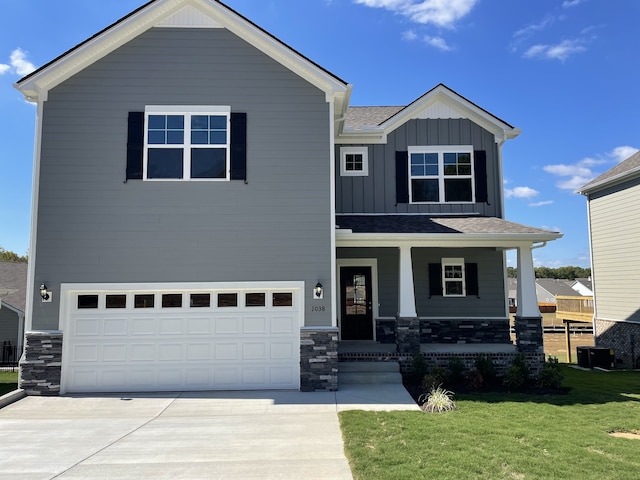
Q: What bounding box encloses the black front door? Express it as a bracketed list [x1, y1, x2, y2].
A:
[340, 266, 373, 340]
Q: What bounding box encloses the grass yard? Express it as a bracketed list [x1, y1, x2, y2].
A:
[340, 366, 640, 480]
[0, 371, 18, 396]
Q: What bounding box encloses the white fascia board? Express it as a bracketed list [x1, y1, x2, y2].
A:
[15, 0, 348, 102]
[0, 301, 23, 316]
[576, 168, 640, 195]
[335, 231, 563, 249]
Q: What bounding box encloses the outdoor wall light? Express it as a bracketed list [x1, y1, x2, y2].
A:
[39, 283, 50, 302]
[314, 282, 324, 300]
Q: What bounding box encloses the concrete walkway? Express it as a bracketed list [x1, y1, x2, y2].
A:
[0, 385, 418, 480]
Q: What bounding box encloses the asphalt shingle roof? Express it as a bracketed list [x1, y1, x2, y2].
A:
[345, 106, 405, 129]
[0, 261, 28, 313]
[579, 150, 640, 193]
[336, 215, 559, 236]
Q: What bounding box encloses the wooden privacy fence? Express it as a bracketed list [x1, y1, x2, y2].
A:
[555, 295, 594, 362]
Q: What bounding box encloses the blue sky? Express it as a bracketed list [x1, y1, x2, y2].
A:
[1, 0, 638, 268]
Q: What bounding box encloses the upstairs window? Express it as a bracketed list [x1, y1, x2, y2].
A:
[144, 106, 230, 181]
[409, 146, 474, 203]
[340, 147, 368, 176]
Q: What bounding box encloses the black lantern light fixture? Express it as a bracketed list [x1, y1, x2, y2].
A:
[314, 282, 323, 299]
[39, 283, 50, 301]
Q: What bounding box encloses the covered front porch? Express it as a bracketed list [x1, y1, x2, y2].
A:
[334, 215, 563, 372]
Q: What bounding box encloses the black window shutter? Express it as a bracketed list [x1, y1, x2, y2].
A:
[466, 263, 479, 297]
[428, 263, 442, 297]
[474, 150, 488, 203]
[395, 151, 409, 204]
[126, 112, 144, 180]
[230, 112, 247, 181]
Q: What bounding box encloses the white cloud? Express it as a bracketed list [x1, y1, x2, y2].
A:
[610, 145, 639, 163]
[562, 0, 584, 7]
[529, 200, 554, 207]
[505, 186, 539, 199]
[402, 30, 418, 41]
[524, 39, 586, 61]
[543, 146, 638, 191]
[0, 48, 36, 76]
[422, 35, 452, 51]
[513, 14, 557, 39]
[353, 0, 479, 28]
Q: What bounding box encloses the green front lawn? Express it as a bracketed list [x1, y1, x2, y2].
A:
[0, 371, 18, 396]
[340, 366, 640, 480]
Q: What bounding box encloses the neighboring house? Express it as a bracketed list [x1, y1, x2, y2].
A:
[578, 151, 640, 368]
[568, 278, 593, 296]
[507, 277, 582, 308]
[0, 262, 27, 365]
[14, 0, 561, 395]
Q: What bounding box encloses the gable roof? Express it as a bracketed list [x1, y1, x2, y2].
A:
[578, 150, 640, 194]
[535, 278, 580, 298]
[14, 0, 350, 115]
[0, 262, 28, 313]
[340, 84, 520, 144]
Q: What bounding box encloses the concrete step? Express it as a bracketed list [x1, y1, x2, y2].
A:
[338, 361, 403, 385]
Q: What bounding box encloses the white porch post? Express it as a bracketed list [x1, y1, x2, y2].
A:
[516, 243, 539, 318]
[398, 244, 417, 318]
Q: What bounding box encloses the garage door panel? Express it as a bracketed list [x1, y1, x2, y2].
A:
[63, 284, 301, 393]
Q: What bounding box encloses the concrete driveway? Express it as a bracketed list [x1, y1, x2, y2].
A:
[0, 385, 418, 479]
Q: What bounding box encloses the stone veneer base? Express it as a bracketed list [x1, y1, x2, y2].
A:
[20, 331, 63, 396]
[300, 328, 338, 392]
[594, 318, 640, 369]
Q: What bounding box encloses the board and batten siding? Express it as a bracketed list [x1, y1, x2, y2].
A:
[336, 118, 501, 216]
[588, 178, 640, 323]
[32, 27, 333, 330]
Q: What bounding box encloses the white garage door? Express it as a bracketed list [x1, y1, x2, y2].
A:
[60, 282, 303, 393]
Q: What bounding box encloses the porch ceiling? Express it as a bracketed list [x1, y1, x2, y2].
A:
[335, 215, 562, 248]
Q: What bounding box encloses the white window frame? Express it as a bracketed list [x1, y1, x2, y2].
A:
[442, 258, 466, 297]
[408, 145, 474, 203]
[143, 105, 231, 181]
[340, 146, 369, 176]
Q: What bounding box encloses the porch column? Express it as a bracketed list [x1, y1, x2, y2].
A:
[515, 243, 544, 357]
[398, 245, 417, 318]
[515, 244, 539, 318]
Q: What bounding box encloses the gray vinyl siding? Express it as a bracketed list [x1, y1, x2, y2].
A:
[336, 118, 501, 216]
[588, 177, 640, 323]
[0, 307, 19, 349]
[32, 27, 332, 330]
[414, 248, 505, 317]
[337, 247, 506, 318]
[337, 248, 399, 318]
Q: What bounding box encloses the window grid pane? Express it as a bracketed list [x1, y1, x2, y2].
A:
[410, 149, 473, 203]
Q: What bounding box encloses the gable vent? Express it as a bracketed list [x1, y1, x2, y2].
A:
[156, 5, 223, 28]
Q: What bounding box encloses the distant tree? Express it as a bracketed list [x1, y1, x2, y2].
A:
[509, 266, 591, 279]
[0, 246, 28, 263]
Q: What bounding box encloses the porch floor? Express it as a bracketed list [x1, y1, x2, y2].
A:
[338, 341, 517, 355]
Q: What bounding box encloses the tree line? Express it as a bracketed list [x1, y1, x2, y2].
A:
[507, 266, 591, 280]
[0, 246, 28, 263]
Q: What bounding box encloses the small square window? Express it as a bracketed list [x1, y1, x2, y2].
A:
[162, 294, 182, 308]
[106, 295, 127, 309]
[134, 294, 155, 308]
[190, 294, 211, 308]
[246, 293, 266, 307]
[78, 295, 99, 309]
[273, 292, 293, 307]
[218, 293, 238, 307]
[340, 147, 368, 176]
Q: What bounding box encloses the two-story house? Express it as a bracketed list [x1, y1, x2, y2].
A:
[15, 0, 560, 395]
[578, 151, 640, 368]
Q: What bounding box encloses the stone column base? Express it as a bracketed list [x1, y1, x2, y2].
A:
[20, 331, 63, 396]
[300, 328, 338, 392]
[396, 317, 420, 354]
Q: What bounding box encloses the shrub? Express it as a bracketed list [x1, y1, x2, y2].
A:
[447, 356, 466, 388]
[419, 385, 457, 413]
[408, 353, 428, 384]
[537, 356, 564, 390]
[475, 355, 497, 387]
[464, 368, 483, 392]
[422, 365, 448, 392]
[503, 354, 530, 392]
